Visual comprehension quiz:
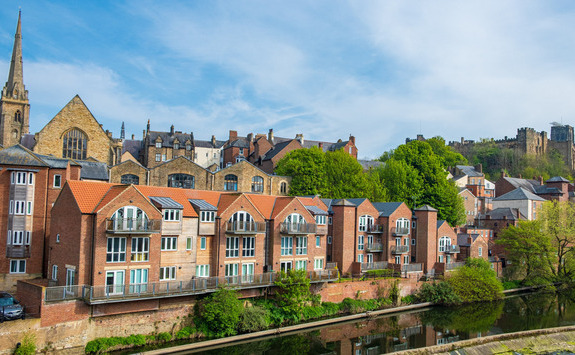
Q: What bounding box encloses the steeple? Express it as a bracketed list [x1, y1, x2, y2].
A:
[3, 10, 27, 101]
[120, 122, 125, 140]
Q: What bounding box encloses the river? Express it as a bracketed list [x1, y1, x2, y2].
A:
[126, 290, 575, 354]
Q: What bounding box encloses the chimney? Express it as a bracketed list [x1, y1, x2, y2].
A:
[349, 135, 355, 145]
[131, 134, 135, 140]
[539, 176, 543, 185]
[229, 130, 237, 140]
[143, 130, 146, 140]
[296, 134, 304, 145]
[247, 133, 253, 142]
[515, 208, 520, 219]
[211, 135, 216, 146]
[147, 119, 150, 134]
[170, 125, 175, 135]
[475, 163, 483, 173]
[461, 137, 464, 144]
[268, 129, 274, 144]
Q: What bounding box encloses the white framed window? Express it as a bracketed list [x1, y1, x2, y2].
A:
[12, 171, 28, 185]
[131, 237, 149, 262]
[358, 215, 374, 232]
[52, 265, 58, 280]
[226, 237, 239, 257]
[438, 236, 451, 252]
[225, 263, 239, 277]
[357, 235, 364, 250]
[315, 215, 326, 225]
[162, 154, 167, 161]
[11, 200, 25, 215]
[396, 218, 410, 234]
[10, 260, 26, 274]
[357, 254, 364, 263]
[130, 269, 148, 293]
[296, 236, 307, 255]
[53, 174, 62, 188]
[11, 231, 24, 245]
[316, 235, 321, 248]
[28, 172, 34, 185]
[107, 237, 126, 262]
[242, 237, 255, 257]
[314, 258, 324, 270]
[295, 260, 307, 270]
[160, 266, 176, 281]
[174, 143, 180, 150]
[478, 247, 483, 257]
[327, 236, 332, 244]
[26, 201, 33, 215]
[163, 209, 181, 221]
[281, 236, 293, 256]
[200, 211, 215, 222]
[155, 154, 161, 162]
[56, 234, 60, 243]
[186, 237, 193, 250]
[200, 237, 207, 250]
[395, 255, 400, 264]
[156, 141, 162, 148]
[161, 237, 178, 251]
[196, 264, 210, 277]
[66, 268, 76, 292]
[366, 253, 373, 263]
[439, 255, 444, 263]
[404, 255, 409, 264]
[411, 238, 416, 245]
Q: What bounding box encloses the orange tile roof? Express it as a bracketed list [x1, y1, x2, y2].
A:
[297, 196, 328, 211]
[216, 193, 243, 215]
[134, 185, 208, 217]
[66, 180, 116, 214]
[271, 197, 294, 219]
[93, 185, 130, 212]
[245, 194, 277, 219]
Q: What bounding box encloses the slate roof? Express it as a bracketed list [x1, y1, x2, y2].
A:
[188, 199, 218, 211]
[455, 165, 483, 177]
[372, 202, 403, 217]
[122, 140, 143, 158]
[457, 234, 480, 246]
[534, 185, 562, 195]
[195, 139, 226, 148]
[415, 205, 438, 212]
[437, 220, 447, 228]
[262, 140, 296, 161]
[0, 145, 48, 167]
[546, 176, 570, 183]
[226, 138, 250, 149]
[20, 134, 36, 150]
[272, 136, 351, 153]
[76, 160, 109, 181]
[502, 177, 540, 193]
[485, 207, 524, 220]
[305, 205, 328, 216]
[358, 159, 384, 170]
[148, 131, 193, 147]
[149, 196, 183, 209]
[493, 187, 546, 201]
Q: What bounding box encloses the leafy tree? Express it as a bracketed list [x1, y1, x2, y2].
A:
[426, 136, 468, 167]
[238, 305, 270, 333]
[274, 269, 311, 320]
[539, 201, 575, 281]
[196, 287, 244, 337]
[413, 281, 461, 306]
[497, 220, 553, 283]
[275, 146, 328, 196]
[447, 258, 503, 303]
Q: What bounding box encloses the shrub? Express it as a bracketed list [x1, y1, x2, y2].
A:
[156, 332, 172, 342]
[175, 326, 196, 340]
[413, 281, 461, 306]
[196, 287, 244, 337]
[238, 306, 270, 333]
[448, 258, 503, 303]
[274, 269, 311, 321]
[14, 333, 36, 355]
[401, 295, 415, 305]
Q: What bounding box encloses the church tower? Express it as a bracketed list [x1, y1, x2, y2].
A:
[0, 11, 29, 147]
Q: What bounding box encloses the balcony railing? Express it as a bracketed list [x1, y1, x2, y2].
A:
[365, 243, 384, 252]
[361, 261, 388, 271]
[401, 263, 422, 272]
[225, 221, 266, 234]
[280, 222, 317, 234]
[106, 218, 161, 234]
[6, 245, 30, 258]
[326, 262, 337, 270]
[443, 245, 461, 254]
[391, 245, 410, 254]
[391, 226, 410, 236]
[360, 224, 384, 233]
[446, 261, 466, 270]
[44, 270, 338, 304]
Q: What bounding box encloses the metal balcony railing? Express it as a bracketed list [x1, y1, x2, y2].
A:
[391, 226, 410, 236]
[361, 261, 388, 271]
[365, 243, 384, 252]
[446, 261, 466, 270]
[280, 222, 317, 234]
[326, 262, 337, 270]
[391, 245, 410, 254]
[443, 245, 460, 253]
[401, 263, 422, 272]
[106, 218, 161, 234]
[225, 221, 266, 234]
[6, 245, 30, 258]
[359, 224, 384, 233]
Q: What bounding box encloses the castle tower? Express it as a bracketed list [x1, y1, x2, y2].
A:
[0, 11, 29, 147]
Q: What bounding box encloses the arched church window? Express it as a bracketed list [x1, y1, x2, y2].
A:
[62, 128, 87, 160]
[14, 110, 21, 123]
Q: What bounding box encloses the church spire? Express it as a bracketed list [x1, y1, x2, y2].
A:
[120, 121, 125, 140]
[3, 10, 27, 101]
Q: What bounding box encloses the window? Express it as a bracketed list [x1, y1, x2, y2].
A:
[112, 206, 149, 231]
[11, 171, 29, 185]
[296, 236, 308, 255]
[107, 237, 126, 262]
[26, 201, 32, 215]
[156, 141, 162, 148]
[226, 237, 239, 257]
[229, 211, 255, 231]
[53, 174, 62, 188]
[314, 258, 324, 270]
[10, 260, 25, 273]
[130, 269, 148, 293]
[186, 237, 193, 250]
[315, 215, 326, 225]
[196, 264, 210, 277]
[243, 237, 255, 257]
[200, 237, 207, 250]
[357, 254, 364, 263]
[56, 234, 60, 243]
[174, 142, 180, 150]
[155, 154, 161, 162]
[186, 143, 192, 151]
[10, 231, 24, 245]
[242, 263, 255, 282]
[328, 217, 332, 225]
[224, 174, 238, 191]
[395, 255, 401, 264]
[251, 176, 264, 192]
[316, 235, 321, 247]
[62, 128, 87, 160]
[439, 255, 444, 263]
[438, 236, 451, 252]
[478, 247, 483, 257]
[163, 209, 181, 221]
[160, 266, 176, 281]
[366, 254, 373, 263]
[168, 174, 194, 189]
[281, 236, 293, 256]
[66, 268, 75, 292]
[14, 110, 21, 122]
[358, 215, 374, 232]
[161, 237, 177, 251]
[396, 218, 410, 234]
[121, 174, 139, 185]
[52, 265, 58, 280]
[358, 235, 364, 250]
[162, 154, 167, 161]
[11, 200, 25, 215]
[403, 255, 409, 264]
[280, 182, 287, 194]
[131, 237, 149, 261]
[327, 236, 332, 244]
[295, 260, 306, 270]
[200, 211, 215, 222]
[411, 238, 416, 245]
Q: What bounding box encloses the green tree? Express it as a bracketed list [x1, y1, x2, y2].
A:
[275, 146, 328, 196]
[447, 258, 503, 303]
[539, 201, 575, 281]
[497, 220, 553, 283]
[426, 136, 468, 167]
[274, 269, 311, 321]
[196, 287, 244, 337]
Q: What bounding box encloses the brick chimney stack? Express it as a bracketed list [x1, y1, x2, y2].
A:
[229, 130, 237, 140]
[268, 128, 274, 144]
[349, 135, 355, 145]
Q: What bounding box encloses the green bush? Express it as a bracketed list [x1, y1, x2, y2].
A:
[401, 295, 415, 305]
[156, 332, 172, 342]
[364, 269, 395, 278]
[413, 282, 461, 306]
[124, 334, 146, 346]
[274, 269, 311, 321]
[14, 333, 36, 355]
[196, 287, 244, 337]
[238, 306, 270, 333]
[175, 326, 196, 340]
[448, 258, 503, 303]
[502, 280, 522, 290]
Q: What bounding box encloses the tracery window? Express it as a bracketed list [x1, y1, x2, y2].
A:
[62, 128, 87, 160]
[168, 174, 194, 189]
[121, 174, 139, 185]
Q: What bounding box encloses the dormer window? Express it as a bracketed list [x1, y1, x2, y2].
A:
[201, 211, 216, 222]
[163, 209, 181, 221]
[174, 142, 180, 150]
[186, 144, 192, 151]
[315, 215, 326, 225]
[156, 141, 162, 148]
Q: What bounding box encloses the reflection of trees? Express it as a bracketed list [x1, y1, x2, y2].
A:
[419, 301, 504, 333]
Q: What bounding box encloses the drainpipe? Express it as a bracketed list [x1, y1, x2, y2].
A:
[89, 213, 96, 314]
[42, 168, 50, 279]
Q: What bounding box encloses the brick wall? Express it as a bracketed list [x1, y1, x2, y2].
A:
[316, 278, 423, 303]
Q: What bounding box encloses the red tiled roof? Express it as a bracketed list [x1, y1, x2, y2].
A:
[66, 180, 116, 214]
[245, 194, 276, 219]
[271, 197, 293, 219]
[93, 185, 130, 212]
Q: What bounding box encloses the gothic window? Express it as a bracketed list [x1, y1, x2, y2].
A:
[168, 174, 194, 189]
[14, 110, 21, 123]
[224, 174, 238, 191]
[62, 128, 87, 160]
[251, 176, 264, 193]
[280, 182, 287, 194]
[121, 174, 139, 185]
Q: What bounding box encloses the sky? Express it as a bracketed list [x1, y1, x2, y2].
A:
[1, 1, 575, 159]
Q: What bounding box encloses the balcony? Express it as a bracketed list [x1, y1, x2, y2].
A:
[361, 261, 389, 271]
[106, 218, 161, 234]
[401, 263, 422, 273]
[6, 245, 30, 258]
[391, 226, 409, 236]
[360, 224, 384, 233]
[445, 261, 466, 271]
[365, 243, 384, 252]
[443, 245, 460, 254]
[391, 245, 410, 254]
[280, 222, 317, 235]
[225, 221, 266, 234]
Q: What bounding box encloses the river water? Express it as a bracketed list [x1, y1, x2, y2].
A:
[130, 290, 575, 354]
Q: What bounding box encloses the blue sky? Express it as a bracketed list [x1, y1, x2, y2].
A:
[1, 1, 575, 158]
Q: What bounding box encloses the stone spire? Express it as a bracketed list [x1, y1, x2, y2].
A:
[3, 11, 27, 101]
[120, 122, 125, 139]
